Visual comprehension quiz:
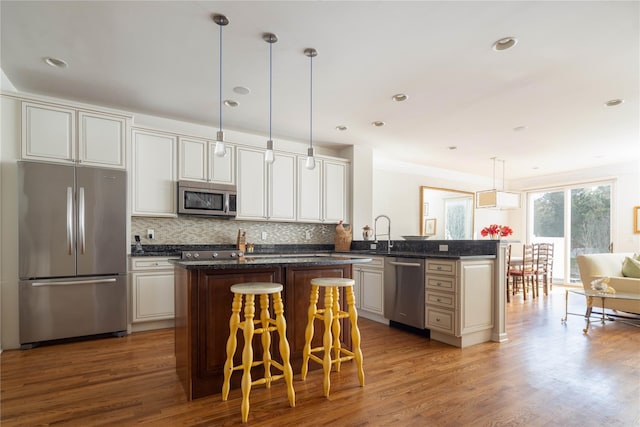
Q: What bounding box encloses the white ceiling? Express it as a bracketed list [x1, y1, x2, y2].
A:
[1, 1, 638, 179]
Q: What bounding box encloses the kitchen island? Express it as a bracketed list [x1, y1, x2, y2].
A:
[172, 255, 371, 400]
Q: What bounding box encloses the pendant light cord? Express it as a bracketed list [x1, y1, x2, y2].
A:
[269, 39, 273, 140]
[309, 53, 313, 149]
[219, 23, 223, 133]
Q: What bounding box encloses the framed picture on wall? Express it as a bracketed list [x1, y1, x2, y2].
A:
[634, 206, 640, 233]
[424, 218, 436, 235]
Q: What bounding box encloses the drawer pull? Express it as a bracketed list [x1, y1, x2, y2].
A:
[436, 317, 441, 322]
[436, 298, 442, 302]
[436, 266, 442, 270]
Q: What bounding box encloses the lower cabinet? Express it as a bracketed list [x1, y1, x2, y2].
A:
[352, 256, 387, 324]
[425, 258, 494, 348]
[129, 257, 178, 331]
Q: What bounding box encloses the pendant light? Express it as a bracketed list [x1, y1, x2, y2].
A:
[476, 157, 521, 209]
[263, 33, 278, 164]
[304, 48, 317, 170]
[213, 14, 229, 157]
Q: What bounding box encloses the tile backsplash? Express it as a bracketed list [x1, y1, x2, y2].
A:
[132, 216, 335, 245]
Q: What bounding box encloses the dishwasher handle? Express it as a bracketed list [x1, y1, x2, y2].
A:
[388, 261, 423, 268]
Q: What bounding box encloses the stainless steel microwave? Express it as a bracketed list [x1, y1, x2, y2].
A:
[177, 181, 237, 217]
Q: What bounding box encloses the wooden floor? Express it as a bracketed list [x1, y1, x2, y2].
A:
[2, 285, 639, 426]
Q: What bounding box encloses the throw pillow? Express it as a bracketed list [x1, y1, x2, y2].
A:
[622, 256, 640, 278]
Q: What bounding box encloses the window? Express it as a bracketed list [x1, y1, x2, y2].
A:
[528, 181, 612, 284]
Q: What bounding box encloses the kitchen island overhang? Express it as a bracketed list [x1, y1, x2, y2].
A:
[172, 255, 371, 400]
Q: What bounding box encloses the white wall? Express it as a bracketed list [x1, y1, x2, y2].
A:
[371, 157, 514, 240]
[340, 144, 373, 236]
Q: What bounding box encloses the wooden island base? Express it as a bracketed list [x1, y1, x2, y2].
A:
[174, 262, 353, 400]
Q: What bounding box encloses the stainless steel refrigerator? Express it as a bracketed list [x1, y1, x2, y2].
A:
[18, 161, 127, 348]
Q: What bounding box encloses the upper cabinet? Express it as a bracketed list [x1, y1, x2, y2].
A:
[268, 152, 297, 221]
[22, 101, 127, 169]
[236, 147, 267, 219]
[178, 136, 235, 184]
[131, 128, 177, 217]
[323, 160, 349, 223]
[236, 148, 298, 221]
[297, 157, 350, 224]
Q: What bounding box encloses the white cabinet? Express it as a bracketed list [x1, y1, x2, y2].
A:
[425, 258, 494, 348]
[237, 147, 296, 221]
[178, 137, 207, 181]
[131, 128, 177, 217]
[22, 101, 127, 169]
[269, 152, 296, 221]
[130, 257, 177, 330]
[178, 136, 235, 184]
[323, 160, 349, 223]
[297, 157, 350, 224]
[209, 143, 235, 184]
[237, 147, 267, 219]
[352, 256, 386, 323]
[297, 158, 322, 222]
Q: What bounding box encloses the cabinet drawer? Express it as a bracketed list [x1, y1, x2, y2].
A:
[426, 260, 456, 275]
[348, 255, 384, 268]
[426, 275, 455, 291]
[426, 292, 455, 309]
[130, 257, 177, 271]
[426, 306, 455, 334]
[367, 256, 385, 268]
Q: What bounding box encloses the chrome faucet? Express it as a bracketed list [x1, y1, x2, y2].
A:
[374, 214, 393, 254]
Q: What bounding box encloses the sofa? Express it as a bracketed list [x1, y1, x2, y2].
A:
[576, 253, 640, 315]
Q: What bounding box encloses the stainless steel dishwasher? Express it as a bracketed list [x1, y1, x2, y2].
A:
[384, 257, 425, 329]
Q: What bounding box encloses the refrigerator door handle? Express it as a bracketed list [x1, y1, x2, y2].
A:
[31, 278, 117, 287]
[66, 186, 74, 255]
[79, 187, 86, 254]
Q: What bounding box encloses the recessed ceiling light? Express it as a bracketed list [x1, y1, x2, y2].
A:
[513, 125, 527, 132]
[605, 99, 624, 107]
[392, 93, 408, 102]
[492, 37, 518, 51]
[224, 100, 238, 107]
[233, 86, 251, 95]
[371, 121, 385, 127]
[448, 146, 457, 150]
[335, 125, 348, 131]
[44, 57, 68, 68]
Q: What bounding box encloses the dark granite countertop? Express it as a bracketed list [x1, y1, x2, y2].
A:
[170, 255, 372, 270]
[130, 244, 334, 257]
[131, 240, 499, 260]
[338, 250, 495, 260]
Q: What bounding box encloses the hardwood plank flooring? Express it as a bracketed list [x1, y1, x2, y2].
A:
[2, 286, 639, 426]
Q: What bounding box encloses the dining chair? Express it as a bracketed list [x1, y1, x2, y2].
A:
[509, 244, 536, 300]
[535, 243, 554, 296]
[506, 244, 514, 302]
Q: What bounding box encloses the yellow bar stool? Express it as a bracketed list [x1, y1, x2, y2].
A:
[301, 277, 364, 397]
[221, 282, 295, 423]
